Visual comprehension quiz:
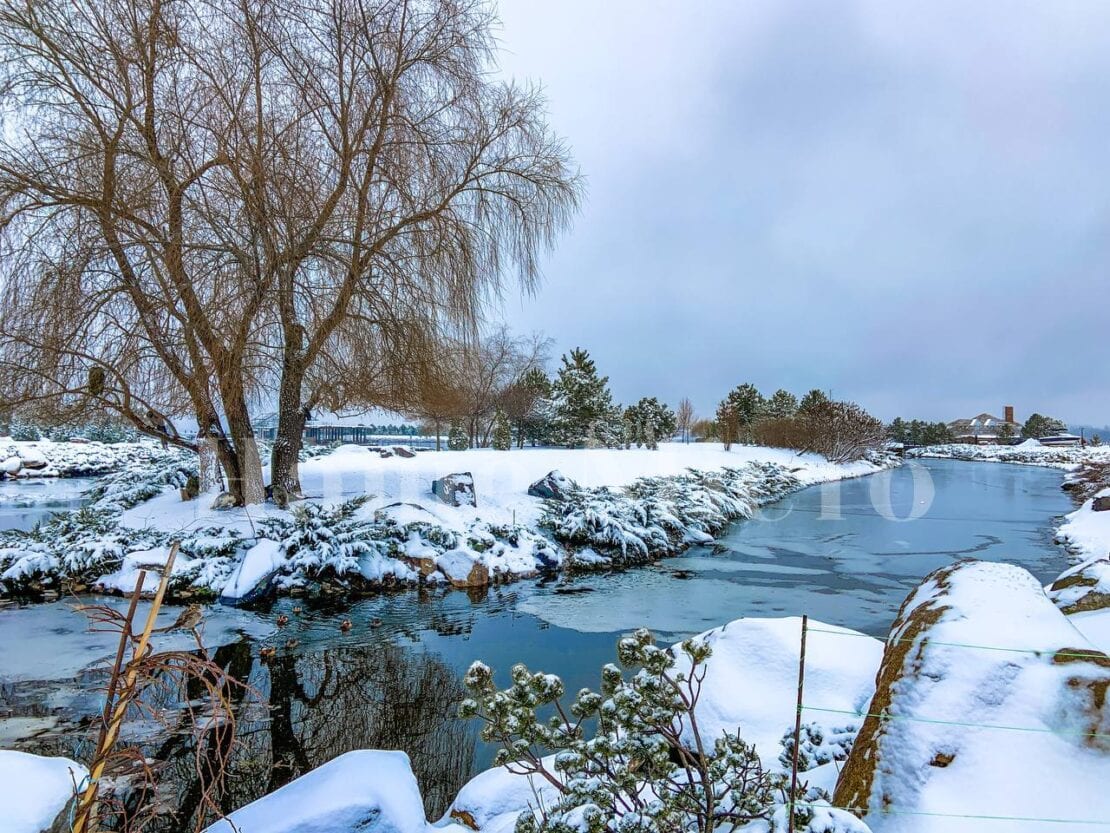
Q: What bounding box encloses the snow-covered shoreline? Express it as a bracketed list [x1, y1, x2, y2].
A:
[907, 440, 1110, 469]
[0, 442, 894, 604]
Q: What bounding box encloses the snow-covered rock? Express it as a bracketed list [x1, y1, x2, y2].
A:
[436, 549, 490, 588]
[834, 560, 1110, 832]
[527, 470, 577, 501]
[1, 455, 22, 475]
[0, 750, 86, 833]
[204, 750, 428, 833]
[1049, 554, 1110, 614]
[432, 472, 477, 507]
[219, 539, 285, 604]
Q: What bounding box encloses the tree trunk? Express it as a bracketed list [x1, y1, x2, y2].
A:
[270, 334, 307, 506]
[223, 395, 265, 505]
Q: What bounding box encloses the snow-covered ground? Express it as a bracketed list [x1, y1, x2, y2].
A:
[835, 560, 1110, 833]
[0, 750, 86, 833]
[0, 437, 184, 478]
[1, 442, 891, 604]
[908, 440, 1110, 469]
[123, 443, 881, 534]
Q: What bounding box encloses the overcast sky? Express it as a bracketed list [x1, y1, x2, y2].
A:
[491, 0, 1110, 425]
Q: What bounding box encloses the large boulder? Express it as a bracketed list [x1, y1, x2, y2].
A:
[1049, 554, 1110, 614]
[432, 472, 476, 507]
[527, 470, 578, 501]
[437, 549, 490, 588]
[0, 750, 87, 833]
[219, 540, 285, 605]
[392, 446, 416, 459]
[205, 750, 429, 833]
[834, 561, 1110, 830]
[1094, 496, 1110, 512]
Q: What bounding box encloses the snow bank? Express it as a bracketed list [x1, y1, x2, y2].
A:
[682, 617, 883, 792]
[1054, 489, 1110, 561]
[444, 754, 563, 833]
[0, 438, 183, 478]
[3, 443, 889, 603]
[0, 750, 85, 833]
[204, 750, 430, 833]
[834, 560, 1110, 832]
[123, 443, 884, 535]
[908, 442, 1110, 469]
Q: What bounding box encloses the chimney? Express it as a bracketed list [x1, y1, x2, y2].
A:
[1004, 405, 1014, 424]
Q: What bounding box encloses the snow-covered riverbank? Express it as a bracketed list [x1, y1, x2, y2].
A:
[908, 440, 1110, 468]
[0, 443, 892, 604]
[11, 557, 1106, 833]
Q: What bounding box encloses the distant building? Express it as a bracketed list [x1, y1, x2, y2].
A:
[947, 405, 1021, 444]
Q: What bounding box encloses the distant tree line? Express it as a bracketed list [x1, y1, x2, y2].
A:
[699, 385, 884, 463]
[886, 418, 954, 446]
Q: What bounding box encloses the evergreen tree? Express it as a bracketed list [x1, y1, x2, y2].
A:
[549, 348, 623, 448]
[716, 383, 765, 449]
[1021, 413, 1067, 439]
[447, 420, 469, 451]
[797, 388, 830, 416]
[766, 389, 799, 419]
[623, 396, 677, 449]
[887, 417, 908, 444]
[492, 409, 512, 450]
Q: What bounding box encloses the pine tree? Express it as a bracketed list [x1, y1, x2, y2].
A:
[766, 389, 798, 419]
[797, 389, 830, 416]
[492, 409, 512, 450]
[716, 384, 765, 449]
[549, 348, 623, 448]
[624, 397, 676, 449]
[447, 419, 469, 451]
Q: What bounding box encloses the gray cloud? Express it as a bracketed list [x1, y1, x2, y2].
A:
[494, 0, 1110, 424]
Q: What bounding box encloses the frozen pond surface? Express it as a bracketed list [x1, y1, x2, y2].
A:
[0, 459, 1075, 828]
[0, 476, 97, 531]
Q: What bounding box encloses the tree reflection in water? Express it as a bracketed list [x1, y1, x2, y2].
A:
[148, 638, 476, 832]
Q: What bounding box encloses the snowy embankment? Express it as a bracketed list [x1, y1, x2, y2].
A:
[196, 615, 881, 833]
[836, 561, 1110, 833]
[9, 561, 1110, 833]
[0, 442, 891, 603]
[0, 437, 179, 478]
[908, 440, 1110, 469]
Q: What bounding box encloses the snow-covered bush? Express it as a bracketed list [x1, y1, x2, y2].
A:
[84, 448, 196, 512]
[542, 463, 801, 566]
[461, 628, 776, 833]
[262, 497, 378, 578]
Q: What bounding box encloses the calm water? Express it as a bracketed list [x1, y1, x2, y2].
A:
[0, 476, 96, 530]
[1, 459, 1075, 828]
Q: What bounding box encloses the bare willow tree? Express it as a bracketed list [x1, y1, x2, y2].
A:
[675, 397, 695, 443]
[0, 0, 581, 504]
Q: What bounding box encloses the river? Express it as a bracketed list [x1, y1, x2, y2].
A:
[0, 459, 1076, 827]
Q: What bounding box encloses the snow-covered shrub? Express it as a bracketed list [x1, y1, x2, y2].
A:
[542, 463, 801, 566]
[262, 496, 378, 578]
[777, 722, 857, 772]
[461, 628, 776, 833]
[82, 446, 196, 511]
[0, 506, 140, 592]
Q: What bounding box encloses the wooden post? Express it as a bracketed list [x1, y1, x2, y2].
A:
[788, 615, 809, 833]
[72, 543, 178, 833]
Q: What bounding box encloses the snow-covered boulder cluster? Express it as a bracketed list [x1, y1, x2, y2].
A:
[0, 438, 189, 479]
[834, 560, 1110, 832]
